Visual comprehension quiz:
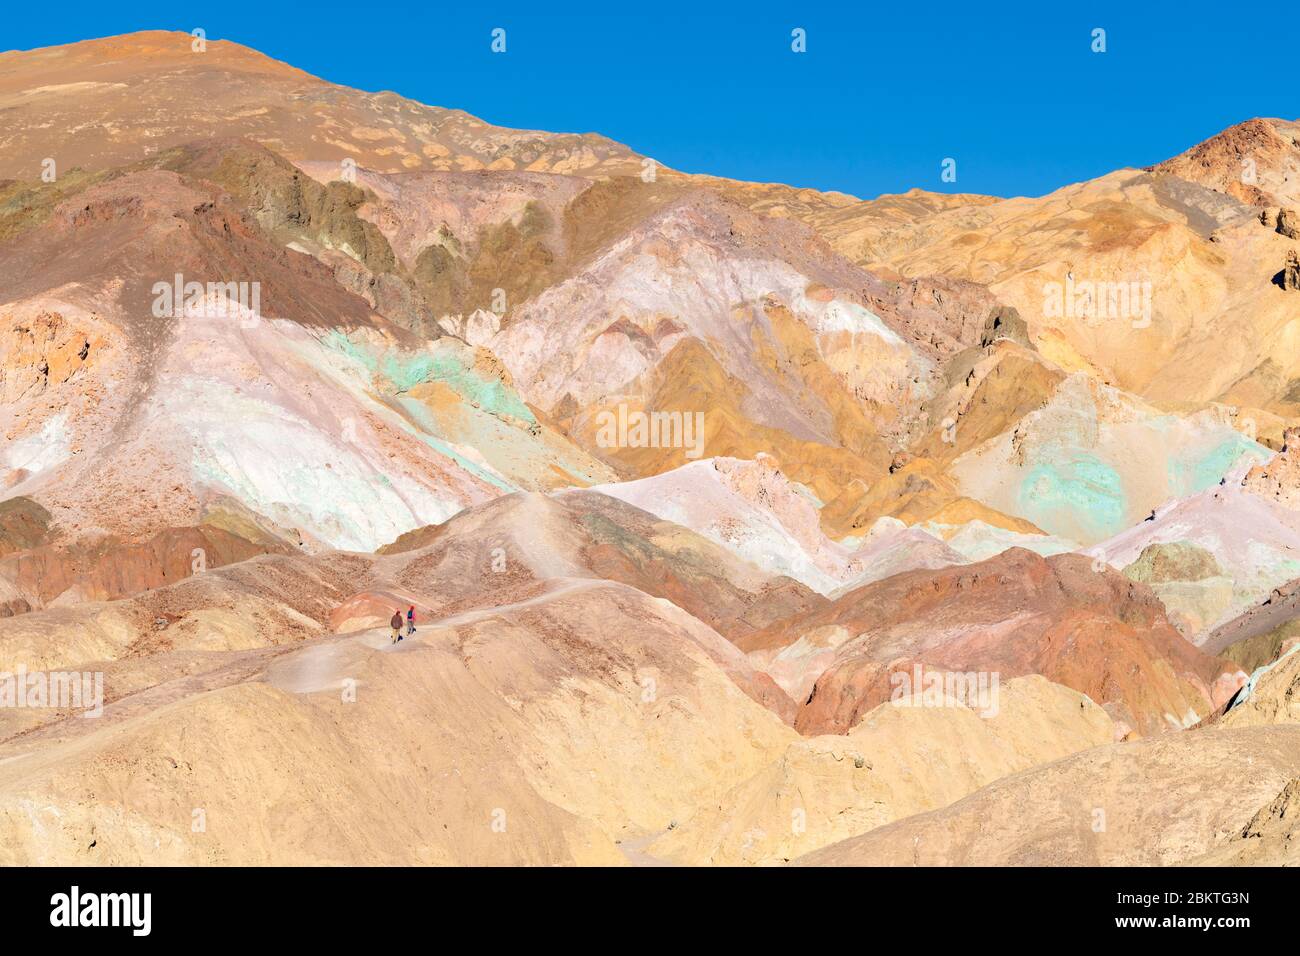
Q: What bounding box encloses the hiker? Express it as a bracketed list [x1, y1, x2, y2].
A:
[406, 605, 416, 637]
[390, 610, 403, 643]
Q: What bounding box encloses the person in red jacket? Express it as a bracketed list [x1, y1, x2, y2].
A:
[405, 605, 416, 638]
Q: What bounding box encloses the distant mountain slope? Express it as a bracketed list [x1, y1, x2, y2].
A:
[0, 31, 641, 179]
[698, 119, 1300, 431]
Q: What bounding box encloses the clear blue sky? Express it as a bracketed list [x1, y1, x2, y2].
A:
[3, 1, 1293, 200]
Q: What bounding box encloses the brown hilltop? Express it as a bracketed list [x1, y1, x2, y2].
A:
[0, 31, 641, 180]
[1149, 117, 1300, 209]
[0, 162, 383, 341]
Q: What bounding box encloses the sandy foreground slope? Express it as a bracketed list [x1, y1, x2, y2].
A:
[0, 490, 1282, 867]
[798, 638, 1300, 867]
[0, 492, 1120, 865]
[0, 492, 796, 864]
[0, 579, 788, 865]
[649, 674, 1114, 865]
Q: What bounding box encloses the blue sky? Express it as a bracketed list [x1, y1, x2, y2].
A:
[3, 1, 1293, 199]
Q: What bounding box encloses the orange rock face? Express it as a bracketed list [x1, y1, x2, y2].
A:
[0, 525, 287, 610]
[747, 549, 1242, 737]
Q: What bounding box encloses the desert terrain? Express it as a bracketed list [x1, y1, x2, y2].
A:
[2, 31, 1299, 866]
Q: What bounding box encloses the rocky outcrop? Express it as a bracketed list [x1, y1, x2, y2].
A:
[1222, 624, 1300, 673]
[979, 305, 1031, 348]
[1122, 541, 1235, 638]
[1196, 776, 1300, 865]
[1148, 117, 1300, 208]
[1123, 540, 1223, 583]
[0, 309, 97, 406]
[1278, 207, 1299, 239]
[1220, 637, 1300, 727]
[1242, 438, 1300, 505]
[1283, 249, 1300, 291]
[159, 140, 398, 275]
[0, 497, 52, 559]
[1204, 574, 1300, 663]
[864, 275, 1003, 361]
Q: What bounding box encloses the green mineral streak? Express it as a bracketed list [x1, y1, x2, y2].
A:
[405, 351, 534, 423]
[324, 330, 534, 423]
[382, 353, 436, 392]
[1018, 455, 1126, 540]
[397, 398, 516, 493]
[1168, 435, 1271, 497]
[322, 329, 379, 375]
[318, 331, 528, 492]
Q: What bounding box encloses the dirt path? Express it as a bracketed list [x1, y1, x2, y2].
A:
[617, 829, 677, 867]
[0, 576, 609, 759]
[267, 577, 602, 693]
